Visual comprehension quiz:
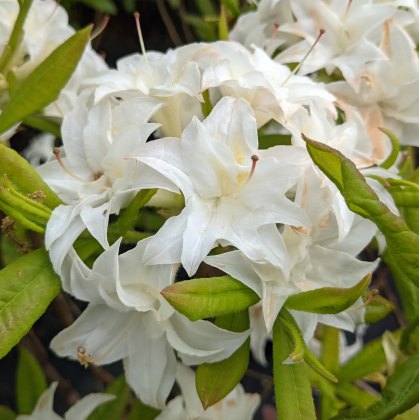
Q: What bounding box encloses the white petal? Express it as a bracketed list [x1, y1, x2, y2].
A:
[65, 394, 115, 420]
[166, 312, 248, 365]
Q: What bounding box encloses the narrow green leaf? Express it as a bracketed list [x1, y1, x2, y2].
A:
[0, 0, 33, 74]
[335, 382, 379, 408]
[23, 115, 61, 138]
[279, 309, 337, 383]
[273, 313, 316, 420]
[0, 25, 92, 135]
[400, 318, 419, 356]
[16, 347, 47, 414]
[320, 327, 340, 419]
[201, 89, 213, 118]
[0, 143, 62, 209]
[285, 274, 371, 314]
[0, 249, 60, 359]
[196, 311, 250, 409]
[117, 189, 156, 236]
[194, 0, 216, 15]
[221, 0, 240, 16]
[161, 276, 259, 321]
[87, 375, 131, 420]
[78, 0, 118, 14]
[127, 399, 160, 420]
[379, 128, 400, 169]
[303, 136, 419, 321]
[333, 356, 419, 419]
[337, 332, 400, 382]
[0, 406, 16, 420]
[365, 294, 395, 324]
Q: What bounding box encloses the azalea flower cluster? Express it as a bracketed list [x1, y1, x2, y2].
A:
[5, 0, 417, 416]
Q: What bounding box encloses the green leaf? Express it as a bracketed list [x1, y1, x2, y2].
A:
[117, 189, 156, 236]
[320, 327, 340, 419]
[335, 382, 378, 408]
[194, 0, 216, 15]
[16, 347, 47, 414]
[23, 115, 61, 138]
[196, 311, 250, 408]
[183, 14, 217, 41]
[379, 128, 400, 169]
[221, 0, 240, 16]
[400, 318, 419, 355]
[258, 134, 292, 149]
[337, 332, 396, 382]
[333, 356, 419, 419]
[127, 399, 160, 420]
[78, 0, 118, 14]
[0, 25, 92, 135]
[284, 274, 371, 314]
[0, 249, 60, 359]
[303, 136, 419, 321]
[0, 406, 16, 420]
[87, 375, 131, 420]
[273, 312, 316, 420]
[161, 276, 260, 321]
[365, 294, 395, 324]
[0, 142, 61, 210]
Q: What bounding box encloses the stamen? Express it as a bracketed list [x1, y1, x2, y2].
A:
[91, 15, 110, 41]
[53, 148, 93, 183]
[247, 155, 259, 182]
[281, 29, 325, 86]
[344, 0, 353, 19]
[133, 11, 151, 73]
[77, 346, 94, 368]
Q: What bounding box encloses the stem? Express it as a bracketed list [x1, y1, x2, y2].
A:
[0, 0, 33, 75]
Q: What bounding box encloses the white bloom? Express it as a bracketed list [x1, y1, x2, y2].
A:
[40, 95, 175, 274]
[206, 166, 378, 335]
[328, 20, 419, 146]
[50, 239, 248, 409]
[157, 364, 260, 420]
[276, 0, 396, 89]
[23, 133, 55, 167]
[132, 96, 309, 275]
[16, 382, 114, 420]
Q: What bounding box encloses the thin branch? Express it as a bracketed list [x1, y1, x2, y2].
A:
[156, 0, 183, 46]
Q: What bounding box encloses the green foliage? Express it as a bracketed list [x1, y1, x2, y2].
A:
[365, 294, 395, 324]
[0, 406, 16, 420]
[0, 25, 92, 135]
[304, 136, 419, 322]
[278, 309, 337, 383]
[284, 274, 371, 314]
[258, 133, 292, 149]
[333, 356, 419, 419]
[273, 312, 316, 420]
[0, 143, 61, 209]
[87, 375, 131, 420]
[78, 0, 118, 14]
[127, 399, 160, 420]
[196, 310, 250, 408]
[161, 275, 260, 321]
[0, 249, 60, 359]
[379, 128, 400, 169]
[16, 347, 47, 414]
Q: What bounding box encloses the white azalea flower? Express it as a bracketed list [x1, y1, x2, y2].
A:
[328, 21, 419, 146]
[40, 95, 176, 274]
[276, 0, 395, 90]
[0, 0, 107, 114]
[157, 364, 260, 420]
[16, 382, 114, 420]
[50, 239, 248, 409]
[132, 96, 309, 275]
[206, 166, 378, 336]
